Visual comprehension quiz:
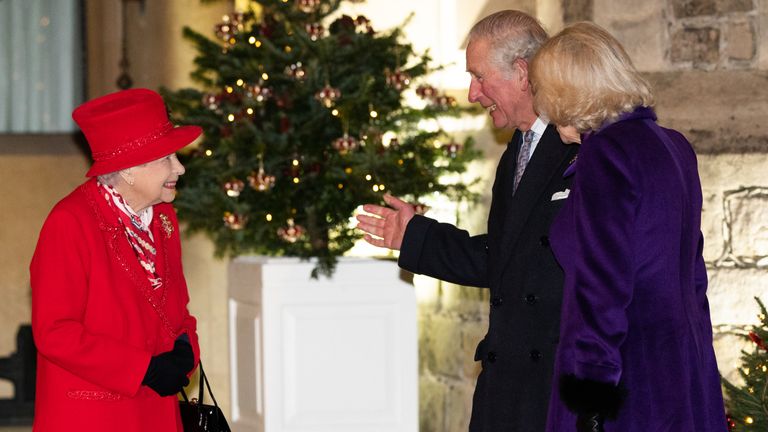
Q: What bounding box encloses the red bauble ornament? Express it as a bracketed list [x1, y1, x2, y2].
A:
[202, 93, 221, 111]
[223, 178, 245, 197]
[280, 117, 291, 133]
[305, 23, 325, 41]
[285, 62, 307, 80]
[354, 15, 373, 33]
[214, 13, 244, 41]
[314, 85, 341, 108]
[247, 168, 276, 191]
[332, 133, 359, 155]
[223, 212, 247, 230]
[416, 84, 438, 99]
[385, 68, 411, 91]
[442, 141, 462, 158]
[277, 219, 305, 243]
[296, 0, 321, 14]
[749, 331, 767, 350]
[246, 83, 271, 102]
[432, 94, 457, 108]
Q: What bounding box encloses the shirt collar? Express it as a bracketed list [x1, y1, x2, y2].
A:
[529, 117, 548, 138]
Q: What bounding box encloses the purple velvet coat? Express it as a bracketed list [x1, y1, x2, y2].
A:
[545, 107, 727, 431]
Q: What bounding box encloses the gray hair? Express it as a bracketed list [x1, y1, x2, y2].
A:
[97, 172, 121, 186]
[468, 10, 548, 76]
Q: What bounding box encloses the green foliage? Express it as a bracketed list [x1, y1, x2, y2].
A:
[164, 0, 480, 277]
[722, 297, 768, 430]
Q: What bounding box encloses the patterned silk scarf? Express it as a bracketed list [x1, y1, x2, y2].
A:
[97, 182, 163, 290]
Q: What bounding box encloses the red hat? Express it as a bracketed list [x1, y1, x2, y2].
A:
[73, 88, 202, 177]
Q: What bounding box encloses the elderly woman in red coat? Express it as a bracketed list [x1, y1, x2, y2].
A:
[30, 88, 202, 431]
[530, 23, 727, 432]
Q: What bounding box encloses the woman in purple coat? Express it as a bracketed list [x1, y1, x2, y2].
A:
[529, 23, 727, 432]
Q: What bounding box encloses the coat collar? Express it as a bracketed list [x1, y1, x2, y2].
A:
[583, 106, 656, 141]
[566, 106, 656, 178]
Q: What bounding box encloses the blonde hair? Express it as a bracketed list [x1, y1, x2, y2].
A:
[529, 22, 654, 132]
[469, 10, 548, 77]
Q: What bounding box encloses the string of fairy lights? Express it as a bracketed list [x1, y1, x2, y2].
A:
[199, 6, 459, 237]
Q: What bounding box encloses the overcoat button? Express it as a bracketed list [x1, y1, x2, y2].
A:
[487, 351, 497, 363]
[529, 350, 542, 361]
[491, 297, 503, 307]
[525, 294, 538, 305]
[539, 236, 550, 247]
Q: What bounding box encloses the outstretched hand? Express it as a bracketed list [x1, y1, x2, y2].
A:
[356, 194, 416, 250]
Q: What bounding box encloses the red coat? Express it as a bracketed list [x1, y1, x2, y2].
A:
[30, 178, 200, 431]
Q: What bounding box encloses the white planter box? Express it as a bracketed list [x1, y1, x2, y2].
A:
[227, 256, 418, 432]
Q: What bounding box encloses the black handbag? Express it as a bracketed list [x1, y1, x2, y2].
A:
[179, 361, 230, 432]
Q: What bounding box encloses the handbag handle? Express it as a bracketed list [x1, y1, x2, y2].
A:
[180, 360, 222, 415]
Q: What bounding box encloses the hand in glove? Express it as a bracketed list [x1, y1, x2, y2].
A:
[559, 374, 624, 432]
[142, 336, 195, 396]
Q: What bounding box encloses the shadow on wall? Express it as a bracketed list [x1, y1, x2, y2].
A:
[0, 325, 35, 426]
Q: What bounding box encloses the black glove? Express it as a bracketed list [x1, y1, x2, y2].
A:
[576, 412, 605, 432]
[171, 336, 195, 374]
[559, 374, 624, 432]
[142, 337, 194, 396]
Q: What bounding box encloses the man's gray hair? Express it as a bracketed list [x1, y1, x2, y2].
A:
[468, 10, 548, 75]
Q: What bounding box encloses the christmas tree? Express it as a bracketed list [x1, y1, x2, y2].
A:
[164, 0, 479, 277]
[722, 297, 768, 430]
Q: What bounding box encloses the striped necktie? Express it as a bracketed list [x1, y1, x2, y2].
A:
[513, 129, 534, 194]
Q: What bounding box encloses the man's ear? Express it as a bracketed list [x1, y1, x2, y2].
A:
[515, 59, 530, 90]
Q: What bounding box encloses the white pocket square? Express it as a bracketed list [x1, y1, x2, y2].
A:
[551, 189, 570, 201]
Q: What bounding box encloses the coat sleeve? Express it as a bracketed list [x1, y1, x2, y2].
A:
[31, 208, 152, 397]
[566, 134, 637, 385]
[398, 215, 490, 288]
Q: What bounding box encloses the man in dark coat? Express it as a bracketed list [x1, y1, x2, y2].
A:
[356, 10, 579, 432]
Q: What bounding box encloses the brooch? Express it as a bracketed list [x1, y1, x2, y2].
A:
[159, 213, 173, 239]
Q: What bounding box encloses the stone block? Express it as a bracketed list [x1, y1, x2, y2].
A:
[593, 0, 667, 71]
[726, 20, 756, 61]
[646, 71, 768, 153]
[760, 0, 768, 70]
[707, 267, 768, 325]
[414, 274, 442, 314]
[444, 382, 476, 432]
[670, 27, 721, 65]
[422, 315, 468, 378]
[419, 374, 446, 432]
[713, 329, 753, 384]
[672, 0, 717, 18]
[462, 322, 487, 378]
[697, 154, 768, 262]
[717, 0, 755, 13]
[562, 0, 593, 23]
[717, 188, 768, 266]
[441, 282, 490, 318]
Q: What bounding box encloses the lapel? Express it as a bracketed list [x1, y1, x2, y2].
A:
[83, 180, 175, 340]
[150, 211, 170, 283]
[488, 129, 521, 235]
[492, 125, 576, 286]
